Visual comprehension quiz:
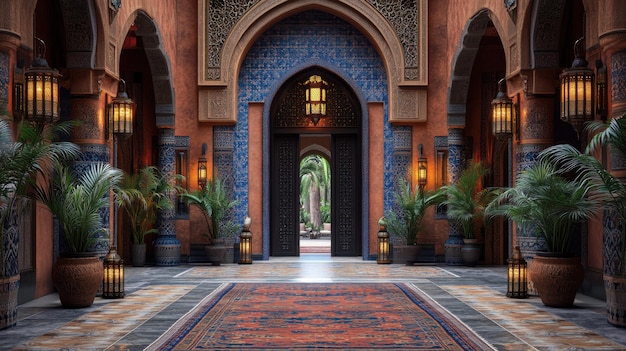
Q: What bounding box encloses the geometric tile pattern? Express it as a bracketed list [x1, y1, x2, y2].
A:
[443, 285, 626, 351]
[12, 285, 194, 351]
[0, 51, 9, 105]
[611, 51, 626, 105]
[236, 11, 390, 231]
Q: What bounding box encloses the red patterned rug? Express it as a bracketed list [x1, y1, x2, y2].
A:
[148, 283, 494, 350]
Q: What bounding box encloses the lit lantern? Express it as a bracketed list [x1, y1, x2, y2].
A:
[507, 246, 528, 299]
[239, 216, 252, 264]
[108, 79, 134, 137]
[304, 75, 328, 125]
[560, 37, 594, 136]
[198, 143, 208, 189]
[24, 38, 61, 124]
[102, 246, 124, 299]
[491, 78, 515, 136]
[377, 217, 391, 264]
[417, 144, 428, 189]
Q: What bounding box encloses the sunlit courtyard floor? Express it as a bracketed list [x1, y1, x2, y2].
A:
[2, 240, 625, 351]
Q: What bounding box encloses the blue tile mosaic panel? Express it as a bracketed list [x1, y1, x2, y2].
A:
[235, 10, 401, 224]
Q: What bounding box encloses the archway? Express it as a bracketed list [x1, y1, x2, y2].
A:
[269, 67, 362, 257]
[446, 9, 509, 265]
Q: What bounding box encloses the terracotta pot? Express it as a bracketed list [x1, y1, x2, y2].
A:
[52, 255, 103, 308]
[528, 253, 584, 307]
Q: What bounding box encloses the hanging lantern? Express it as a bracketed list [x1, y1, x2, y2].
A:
[102, 246, 125, 299]
[239, 217, 253, 264]
[507, 246, 528, 299]
[304, 75, 328, 126]
[377, 217, 391, 264]
[108, 79, 134, 137]
[560, 37, 594, 136]
[24, 38, 61, 124]
[491, 78, 515, 136]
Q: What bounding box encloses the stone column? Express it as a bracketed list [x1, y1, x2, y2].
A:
[514, 95, 554, 258]
[70, 94, 110, 257]
[444, 127, 464, 265]
[599, 33, 626, 326]
[153, 126, 181, 266]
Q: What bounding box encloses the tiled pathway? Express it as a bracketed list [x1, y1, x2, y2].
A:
[2, 254, 626, 351]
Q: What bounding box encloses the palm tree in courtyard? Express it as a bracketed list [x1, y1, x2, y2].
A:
[299, 155, 331, 231]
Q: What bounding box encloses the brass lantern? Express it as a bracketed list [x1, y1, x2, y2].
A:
[377, 217, 391, 264]
[304, 75, 328, 125]
[506, 246, 528, 299]
[24, 38, 61, 124]
[491, 79, 515, 136]
[417, 144, 428, 189]
[239, 216, 253, 264]
[560, 37, 594, 136]
[198, 143, 208, 189]
[108, 79, 134, 137]
[102, 246, 125, 299]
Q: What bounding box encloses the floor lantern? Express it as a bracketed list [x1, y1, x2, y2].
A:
[239, 216, 252, 264]
[507, 246, 528, 299]
[103, 246, 125, 299]
[377, 217, 391, 264]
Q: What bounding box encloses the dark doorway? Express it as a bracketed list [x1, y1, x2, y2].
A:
[269, 68, 362, 256]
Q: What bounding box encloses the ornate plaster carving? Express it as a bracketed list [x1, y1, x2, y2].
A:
[198, 0, 428, 124]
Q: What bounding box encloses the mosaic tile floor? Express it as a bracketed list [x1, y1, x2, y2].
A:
[2, 254, 625, 351]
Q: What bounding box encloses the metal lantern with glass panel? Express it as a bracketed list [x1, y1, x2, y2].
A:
[198, 143, 208, 189]
[491, 79, 515, 136]
[24, 38, 61, 124]
[560, 37, 594, 137]
[506, 246, 528, 298]
[102, 246, 125, 298]
[108, 79, 134, 137]
[417, 144, 428, 189]
[377, 217, 391, 264]
[239, 217, 253, 264]
[304, 75, 328, 126]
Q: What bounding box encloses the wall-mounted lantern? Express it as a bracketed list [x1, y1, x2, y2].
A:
[491, 78, 515, 136]
[108, 79, 134, 137]
[24, 38, 61, 124]
[560, 37, 594, 136]
[417, 144, 428, 189]
[198, 143, 208, 189]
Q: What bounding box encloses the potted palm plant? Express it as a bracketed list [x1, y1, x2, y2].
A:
[0, 119, 78, 328]
[181, 177, 238, 265]
[117, 166, 174, 266]
[439, 162, 500, 266]
[385, 178, 444, 264]
[486, 159, 600, 307]
[34, 160, 123, 308]
[540, 115, 626, 325]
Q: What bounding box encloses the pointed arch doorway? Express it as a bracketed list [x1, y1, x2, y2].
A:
[270, 68, 362, 257]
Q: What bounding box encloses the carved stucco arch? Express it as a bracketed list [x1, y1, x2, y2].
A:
[529, 0, 567, 69]
[198, 0, 427, 124]
[122, 11, 175, 127]
[58, 0, 97, 69]
[447, 9, 493, 127]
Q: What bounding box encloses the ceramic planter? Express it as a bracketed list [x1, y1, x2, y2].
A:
[52, 255, 103, 308]
[528, 253, 584, 307]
